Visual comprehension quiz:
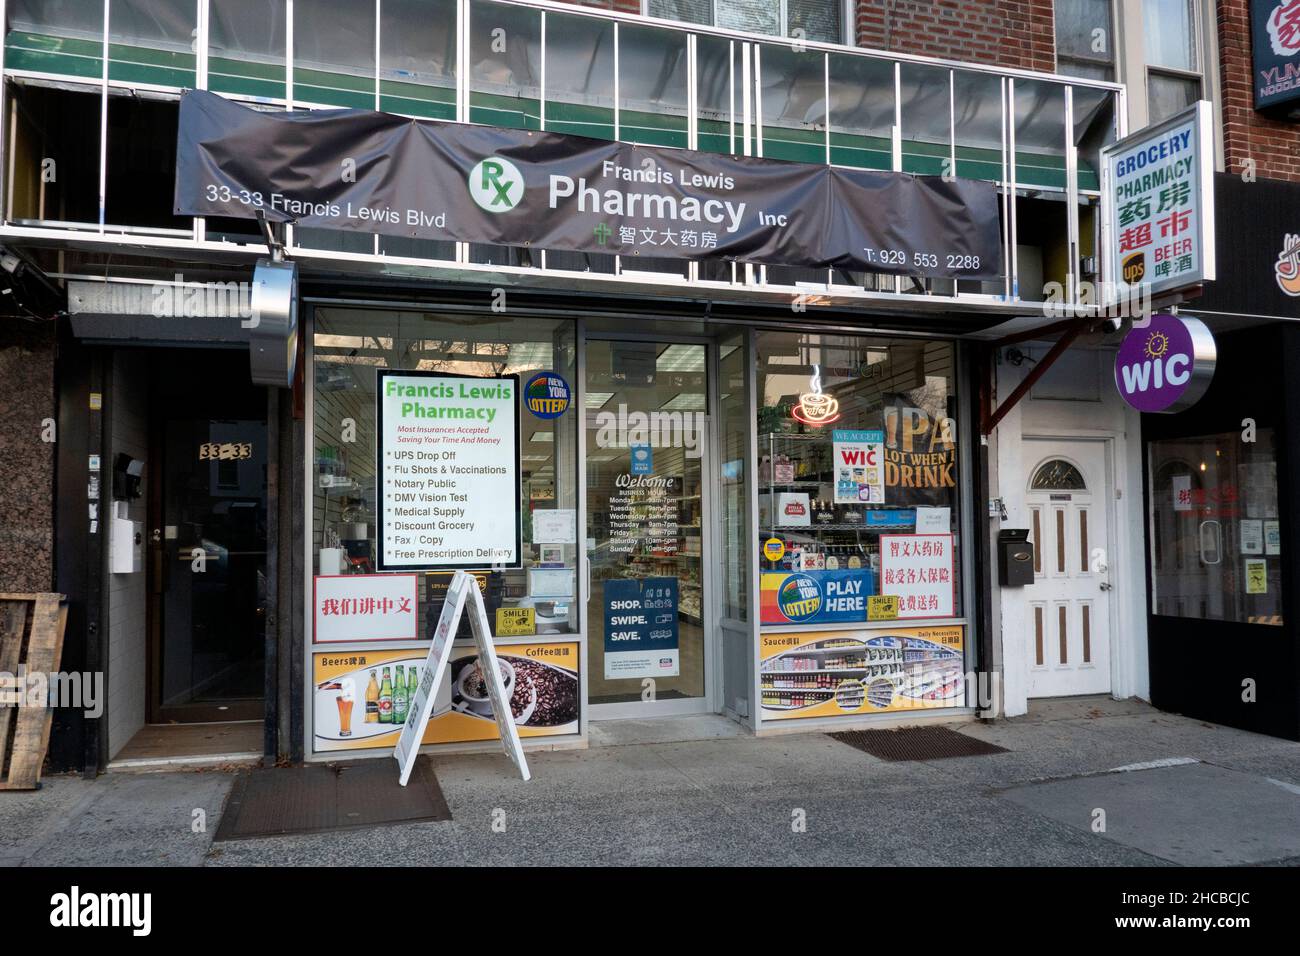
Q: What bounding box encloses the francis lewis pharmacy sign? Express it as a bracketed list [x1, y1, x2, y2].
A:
[1102, 101, 1216, 303]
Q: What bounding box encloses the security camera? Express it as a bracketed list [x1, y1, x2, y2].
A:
[1098, 316, 1124, 335]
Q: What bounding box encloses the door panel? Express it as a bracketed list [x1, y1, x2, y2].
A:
[151, 415, 267, 722]
[585, 339, 709, 715]
[1023, 439, 1112, 697]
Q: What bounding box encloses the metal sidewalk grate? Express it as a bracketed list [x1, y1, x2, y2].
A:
[829, 726, 1009, 761]
[213, 755, 451, 841]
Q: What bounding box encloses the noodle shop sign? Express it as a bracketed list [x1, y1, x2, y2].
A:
[1114, 313, 1216, 413]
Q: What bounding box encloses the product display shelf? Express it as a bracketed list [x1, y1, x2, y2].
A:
[758, 433, 920, 580]
[769, 522, 904, 530]
[760, 688, 838, 709]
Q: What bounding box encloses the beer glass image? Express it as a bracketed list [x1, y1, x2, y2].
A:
[322, 677, 356, 737]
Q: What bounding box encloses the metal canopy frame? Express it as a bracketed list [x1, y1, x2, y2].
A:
[0, 0, 1125, 317]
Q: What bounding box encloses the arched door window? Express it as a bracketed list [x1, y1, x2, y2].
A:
[1030, 458, 1087, 491]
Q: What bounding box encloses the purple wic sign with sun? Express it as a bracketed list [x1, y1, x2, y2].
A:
[1113, 313, 1217, 414]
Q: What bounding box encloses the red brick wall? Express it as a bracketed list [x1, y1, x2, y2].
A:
[855, 0, 1055, 73]
[568, 0, 642, 14]
[1218, 0, 1300, 182]
[561, 0, 1056, 72]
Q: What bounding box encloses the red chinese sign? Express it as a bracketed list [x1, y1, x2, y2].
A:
[314, 573, 419, 643]
[879, 534, 956, 619]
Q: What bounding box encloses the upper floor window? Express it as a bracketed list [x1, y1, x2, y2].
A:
[1054, 0, 1116, 81]
[1143, 0, 1201, 122]
[649, 0, 845, 45]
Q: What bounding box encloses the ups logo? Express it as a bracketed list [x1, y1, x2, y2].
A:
[1122, 252, 1146, 284]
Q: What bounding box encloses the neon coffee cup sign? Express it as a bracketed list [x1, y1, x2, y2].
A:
[1114, 313, 1216, 413]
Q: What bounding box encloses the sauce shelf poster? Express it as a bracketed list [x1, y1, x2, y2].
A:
[759, 626, 964, 720]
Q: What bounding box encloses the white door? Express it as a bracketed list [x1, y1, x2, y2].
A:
[1023, 439, 1112, 697]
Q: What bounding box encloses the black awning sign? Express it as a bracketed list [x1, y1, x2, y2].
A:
[175, 90, 1003, 281]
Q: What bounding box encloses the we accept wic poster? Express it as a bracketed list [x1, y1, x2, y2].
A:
[833, 429, 885, 504]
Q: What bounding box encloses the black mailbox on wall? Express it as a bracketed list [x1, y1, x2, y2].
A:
[997, 529, 1034, 587]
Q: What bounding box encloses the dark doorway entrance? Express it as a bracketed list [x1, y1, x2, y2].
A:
[148, 350, 267, 723]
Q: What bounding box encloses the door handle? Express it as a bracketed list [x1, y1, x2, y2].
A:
[1099, 582, 1113, 591]
[1198, 520, 1222, 565]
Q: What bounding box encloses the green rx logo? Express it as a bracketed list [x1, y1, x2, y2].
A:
[468, 157, 524, 213]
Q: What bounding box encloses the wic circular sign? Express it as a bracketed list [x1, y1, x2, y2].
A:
[1114, 314, 1216, 413]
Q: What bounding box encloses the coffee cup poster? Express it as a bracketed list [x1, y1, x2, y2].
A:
[312, 644, 578, 753]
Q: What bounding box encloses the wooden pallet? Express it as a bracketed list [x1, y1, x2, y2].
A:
[0, 593, 68, 790]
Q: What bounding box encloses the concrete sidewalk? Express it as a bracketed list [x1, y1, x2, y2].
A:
[4, 697, 1299, 867]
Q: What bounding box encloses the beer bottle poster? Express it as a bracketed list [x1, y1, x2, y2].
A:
[375, 369, 522, 572]
[311, 642, 580, 752]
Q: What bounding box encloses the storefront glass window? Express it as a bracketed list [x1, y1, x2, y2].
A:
[380, 0, 457, 120]
[293, 0, 376, 109]
[1149, 430, 1284, 626]
[312, 309, 579, 639]
[208, 0, 288, 104]
[469, 0, 542, 130]
[651, 0, 843, 44]
[756, 332, 962, 628]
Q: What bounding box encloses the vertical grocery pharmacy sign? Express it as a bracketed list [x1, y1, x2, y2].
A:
[1103, 100, 1215, 303]
[376, 369, 521, 571]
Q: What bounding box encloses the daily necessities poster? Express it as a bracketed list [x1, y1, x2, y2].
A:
[759, 626, 964, 720]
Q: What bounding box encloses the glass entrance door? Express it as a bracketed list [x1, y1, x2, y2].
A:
[148, 349, 268, 724]
[153, 417, 267, 722]
[585, 339, 709, 715]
